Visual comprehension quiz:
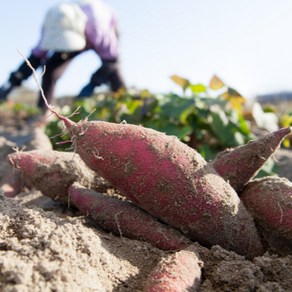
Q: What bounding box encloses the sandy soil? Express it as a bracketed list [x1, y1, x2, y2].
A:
[0, 115, 291, 291]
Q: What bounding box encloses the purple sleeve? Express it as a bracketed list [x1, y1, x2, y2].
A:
[31, 27, 48, 59]
[80, 3, 120, 60]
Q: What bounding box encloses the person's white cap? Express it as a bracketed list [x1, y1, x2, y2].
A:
[40, 3, 87, 52]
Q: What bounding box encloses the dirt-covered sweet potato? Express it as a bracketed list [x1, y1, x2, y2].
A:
[240, 176, 292, 254]
[56, 117, 263, 258]
[0, 137, 22, 197]
[144, 245, 202, 291]
[212, 127, 291, 192]
[8, 150, 110, 203]
[69, 182, 191, 251]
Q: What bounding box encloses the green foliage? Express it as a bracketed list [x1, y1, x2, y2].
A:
[0, 101, 39, 116]
[46, 75, 255, 161]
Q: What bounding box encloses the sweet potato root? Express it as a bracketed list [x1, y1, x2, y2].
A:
[144, 245, 202, 291]
[59, 119, 263, 258]
[240, 176, 292, 254]
[8, 150, 110, 203]
[69, 182, 191, 250]
[212, 127, 291, 192]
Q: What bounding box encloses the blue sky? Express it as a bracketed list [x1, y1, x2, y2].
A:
[1, 0, 292, 99]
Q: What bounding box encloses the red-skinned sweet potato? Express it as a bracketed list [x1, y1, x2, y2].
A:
[0, 170, 22, 197]
[8, 150, 110, 203]
[0, 137, 23, 197]
[240, 176, 292, 254]
[144, 245, 202, 291]
[0, 128, 53, 197]
[58, 118, 263, 258]
[69, 182, 191, 251]
[212, 127, 291, 192]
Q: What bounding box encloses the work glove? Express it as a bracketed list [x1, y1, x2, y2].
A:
[0, 81, 13, 101]
[8, 54, 42, 87]
[8, 71, 24, 87]
[0, 70, 29, 101]
[77, 83, 95, 99]
[0, 71, 25, 101]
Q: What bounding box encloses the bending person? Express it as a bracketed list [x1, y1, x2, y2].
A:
[0, 0, 126, 112]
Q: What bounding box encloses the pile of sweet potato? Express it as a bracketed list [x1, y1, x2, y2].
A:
[2, 114, 292, 291]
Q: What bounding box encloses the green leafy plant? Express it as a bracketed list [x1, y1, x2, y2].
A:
[0, 101, 39, 116]
[46, 75, 255, 161]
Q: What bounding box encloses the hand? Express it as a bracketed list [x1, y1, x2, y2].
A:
[77, 83, 95, 99]
[0, 82, 13, 101]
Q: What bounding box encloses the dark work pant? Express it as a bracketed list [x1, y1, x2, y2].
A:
[38, 51, 82, 110]
[90, 59, 126, 92]
[38, 52, 126, 111]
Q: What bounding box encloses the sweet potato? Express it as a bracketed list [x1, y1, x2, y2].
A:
[8, 150, 110, 203]
[0, 170, 22, 197]
[0, 137, 17, 180]
[0, 138, 22, 197]
[0, 127, 52, 197]
[240, 176, 292, 254]
[144, 245, 202, 291]
[57, 118, 263, 258]
[69, 182, 191, 250]
[212, 127, 291, 192]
